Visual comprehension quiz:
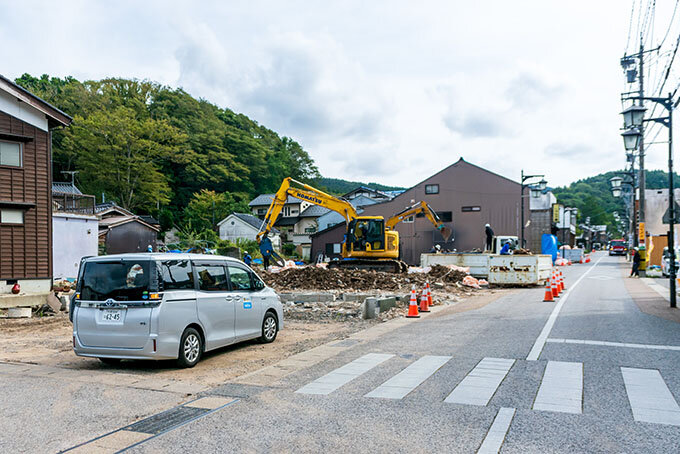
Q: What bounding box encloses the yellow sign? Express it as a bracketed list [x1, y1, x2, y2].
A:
[552, 204, 561, 223]
[638, 222, 645, 243]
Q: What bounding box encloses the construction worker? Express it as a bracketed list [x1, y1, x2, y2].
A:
[260, 234, 273, 271]
[485, 224, 494, 251]
[500, 241, 512, 255]
[630, 247, 641, 277]
[243, 252, 252, 266]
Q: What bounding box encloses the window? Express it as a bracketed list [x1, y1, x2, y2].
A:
[158, 260, 194, 290]
[283, 206, 291, 217]
[462, 206, 481, 212]
[195, 264, 229, 291]
[80, 260, 151, 301]
[227, 265, 253, 291]
[425, 184, 439, 194]
[0, 141, 21, 167]
[403, 216, 414, 223]
[437, 211, 453, 222]
[0, 208, 23, 224]
[257, 208, 266, 216]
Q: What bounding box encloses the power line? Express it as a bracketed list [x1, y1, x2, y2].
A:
[658, 0, 679, 48]
[626, 0, 637, 53]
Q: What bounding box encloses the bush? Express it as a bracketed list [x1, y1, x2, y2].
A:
[282, 243, 296, 257]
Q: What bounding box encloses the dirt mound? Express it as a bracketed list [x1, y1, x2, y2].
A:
[260, 265, 468, 291]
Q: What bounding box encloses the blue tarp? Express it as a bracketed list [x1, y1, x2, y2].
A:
[542, 234, 558, 262]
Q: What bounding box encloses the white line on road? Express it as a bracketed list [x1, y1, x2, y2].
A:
[621, 367, 680, 426]
[547, 338, 680, 351]
[477, 407, 516, 454]
[526, 256, 604, 361]
[533, 361, 583, 414]
[641, 278, 672, 302]
[365, 355, 451, 399]
[444, 357, 515, 406]
[295, 353, 394, 395]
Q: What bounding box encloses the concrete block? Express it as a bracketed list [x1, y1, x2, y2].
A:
[0, 293, 48, 309]
[361, 298, 379, 320]
[342, 293, 372, 302]
[7, 307, 31, 318]
[46, 293, 61, 312]
[279, 292, 336, 303]
[377, 297, 397, 313]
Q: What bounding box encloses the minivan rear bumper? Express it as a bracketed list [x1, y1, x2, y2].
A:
[73, 331, 178, 360]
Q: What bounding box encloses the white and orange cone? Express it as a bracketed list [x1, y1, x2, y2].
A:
[406, 285, 420, 318]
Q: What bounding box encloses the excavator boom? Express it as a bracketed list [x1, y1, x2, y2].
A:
[386, 201, 453, 242]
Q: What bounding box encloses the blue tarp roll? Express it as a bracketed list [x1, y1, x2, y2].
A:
[542, 234, 558, 262]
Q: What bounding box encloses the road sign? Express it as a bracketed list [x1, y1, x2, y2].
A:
[552, 204, 561, 223]
[639, 222, 645, 243]
[662, 202, 680, 224]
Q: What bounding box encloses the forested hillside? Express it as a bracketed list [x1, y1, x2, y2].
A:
[314, 177, 404, 195]
[15, 74, 319, 231]
[552, 169, 680, 233]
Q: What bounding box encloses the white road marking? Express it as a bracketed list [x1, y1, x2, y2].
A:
[365, 355, 451, 399]
[477, 407, 516, 454]
[641, 278, 673, 302]
[295, 353, 394, 395]
[533, 361, 582, 414]
[547, 338, 680, 351]
[526, 256, 604, 361]
[621, 367, 680, 426]
[445, 358, 515, 406]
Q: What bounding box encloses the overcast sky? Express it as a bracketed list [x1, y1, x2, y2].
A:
[2, 1, 671, 188]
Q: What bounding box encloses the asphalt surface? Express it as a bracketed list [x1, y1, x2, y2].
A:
[125, 252, 680, 453]
[4, 252, 680, 453]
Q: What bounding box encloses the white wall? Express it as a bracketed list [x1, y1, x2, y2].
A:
[52, 214, 99, 279]
[218, 215, 281, 249]
[0, 90, 48, 131]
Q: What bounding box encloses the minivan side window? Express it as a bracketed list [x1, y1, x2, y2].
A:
[158, 260, 194, 290]
[195, 264, 230, 291]
[227, 265, 253, 291]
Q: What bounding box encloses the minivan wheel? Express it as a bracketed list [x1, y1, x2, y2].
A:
[99, 357, 122, 366]
[177, 328, 202, 368]
[260, 312, 278, 343]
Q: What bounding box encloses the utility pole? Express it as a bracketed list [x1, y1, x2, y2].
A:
[638, 40, 646, 249]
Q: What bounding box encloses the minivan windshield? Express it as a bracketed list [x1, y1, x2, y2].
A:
[80, 260, 152, 301]
[611, 241, 625, 248]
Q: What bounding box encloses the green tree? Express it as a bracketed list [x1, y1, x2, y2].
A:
[183, 189, 250, 232]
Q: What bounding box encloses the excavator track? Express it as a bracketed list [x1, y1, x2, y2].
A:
[327, 259, 408, 273]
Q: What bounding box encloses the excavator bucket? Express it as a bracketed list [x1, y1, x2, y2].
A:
[439, 225, 453, 242]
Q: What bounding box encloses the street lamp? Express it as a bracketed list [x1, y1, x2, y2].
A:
[621, 105, 647, 128]
[621, 128, 642, 151]
[521, 170, 547, 248]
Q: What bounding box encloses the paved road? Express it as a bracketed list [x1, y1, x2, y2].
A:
[6, 252, 680, 453]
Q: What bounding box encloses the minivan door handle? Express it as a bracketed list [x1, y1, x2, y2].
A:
[224, 296, 233, 301]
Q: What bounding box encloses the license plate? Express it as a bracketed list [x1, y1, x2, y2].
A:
[102, 309, 122, 322]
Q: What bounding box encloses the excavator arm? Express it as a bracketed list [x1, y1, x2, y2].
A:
[386, 201, 453, 242]
[256, 177, 358, 243]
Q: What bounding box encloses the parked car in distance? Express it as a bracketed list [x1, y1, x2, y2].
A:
[609, 239, 627, 256]
[662, 247, 680, 277]
[72, 253, 283, 368]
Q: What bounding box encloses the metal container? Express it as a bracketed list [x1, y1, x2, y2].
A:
[420, 253, 490, 278]
[488, 255, 553, 285]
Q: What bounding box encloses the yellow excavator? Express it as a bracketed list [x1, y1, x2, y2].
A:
[256, 178, 452, 272]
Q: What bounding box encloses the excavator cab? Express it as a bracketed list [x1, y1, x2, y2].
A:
[346, 217, 385, 252]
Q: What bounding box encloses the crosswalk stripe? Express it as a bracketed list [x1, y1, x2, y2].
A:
[533, 361, 582, 414]
[621, 367, 680, 426]
[365, 355, 451, 399]
[295, 353, 394, 395]
[445, 358, 515, 406]
[477, 407, 516, 454]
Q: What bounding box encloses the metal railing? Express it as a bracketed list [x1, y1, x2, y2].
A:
[53, 193, 96, 215]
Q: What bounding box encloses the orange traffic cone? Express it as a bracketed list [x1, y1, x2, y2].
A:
[543, 279, 554, 302]
[419, 288, 430, 312]
[406, 285, 420, 318]
[551, 272, 560, 298]
[425, 282, 433, 307]
[559, 271, 566, 291]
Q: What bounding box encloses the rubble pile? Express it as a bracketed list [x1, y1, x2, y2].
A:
[261, 265, 469, 292]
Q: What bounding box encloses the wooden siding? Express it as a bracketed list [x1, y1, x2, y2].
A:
[0, 111, 52, 279]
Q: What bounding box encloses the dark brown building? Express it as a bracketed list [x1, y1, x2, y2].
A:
[312, 158, 528, 265]
[0, 75, 72, 301]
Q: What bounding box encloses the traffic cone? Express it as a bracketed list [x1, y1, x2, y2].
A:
[580, 257, 584, 264]
[559, 271, 566, 291]
[419, 288, 430, 312]
[543, 279, 554, 302]
[425, 282, 433, 307]
[551, 272, 560, 298]
[406, 285, 420, 318]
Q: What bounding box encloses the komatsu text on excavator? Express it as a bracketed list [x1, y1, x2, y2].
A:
[256, 178, 453, 272]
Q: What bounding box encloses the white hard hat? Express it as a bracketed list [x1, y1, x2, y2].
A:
[485, 223, 490, 227]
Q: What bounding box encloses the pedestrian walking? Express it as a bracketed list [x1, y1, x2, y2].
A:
[485, 223, 494, 251]
[630, 247, 641, 277]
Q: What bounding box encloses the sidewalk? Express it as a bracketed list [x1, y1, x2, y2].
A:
[622, 266, 680, 324]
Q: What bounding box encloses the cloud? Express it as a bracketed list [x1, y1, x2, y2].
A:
[544, 143, 594, 158]
[505, 72, 564, 111]
[443, 111, 509, 138]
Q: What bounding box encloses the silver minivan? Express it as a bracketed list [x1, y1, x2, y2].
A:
[72, 253, 283, 367]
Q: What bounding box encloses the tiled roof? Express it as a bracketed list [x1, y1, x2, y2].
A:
[52, 182, 82, 195]
[248, 194, 303, 206]
[299, 205, 330, 217]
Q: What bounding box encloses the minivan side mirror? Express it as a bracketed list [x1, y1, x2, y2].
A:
[254, 278, 265, 290]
